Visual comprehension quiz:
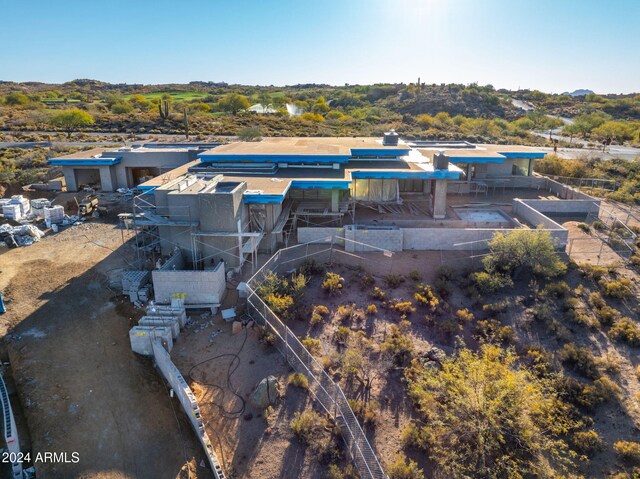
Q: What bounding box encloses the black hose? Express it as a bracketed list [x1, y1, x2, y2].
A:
[187, 326, 248, 419]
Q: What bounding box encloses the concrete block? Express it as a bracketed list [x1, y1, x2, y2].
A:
[139, 317, 180, 339]
[129, 326, 173, 355]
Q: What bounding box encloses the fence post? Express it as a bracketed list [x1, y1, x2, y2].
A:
[333, 382, 339, 422]
[284, 327, 289, 364]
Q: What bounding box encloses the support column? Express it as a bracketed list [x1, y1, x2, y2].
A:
[331, 189, 339, 213]
[432, 179, 448, 219]
[527, 158, 534, 176]
[98, 166, 115, 191]
[64, 168, 78, 192]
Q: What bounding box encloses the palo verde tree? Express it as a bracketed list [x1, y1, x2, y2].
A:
[218, 92, 250, 114]
[404, 345, 580, 478]
[49, 109, 94, 138]
[483, 228, 567, 279]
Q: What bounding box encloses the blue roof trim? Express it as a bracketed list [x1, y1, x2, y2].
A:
[351, 170, 461, 179]
[243, 193, 285, 204]
[49, 157, 122, 166]
[498, 152, 546, 159]
[198, 154, 351, 164]
[137, 185, 158, 193]
[448, 156, 505, 164]
[290, 180, 351, 189]
[350, 148, 411, 156]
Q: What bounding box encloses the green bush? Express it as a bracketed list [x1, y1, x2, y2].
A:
[595, 305, 622, 326]
[558, 343, 600, 379]
[387, 453, 424, 479]
[408, 270, 422, 282]
[334, 326, 351, 345]
[471, 271, 513, 294]
[578, 263, 607, 280]
[571, 430, 602, 456]
[298, 258, 324, 276]
[301, 336, 321, 355]
[414, 284, 440, 311]
[347, 399, 378, 425]
[390, 300, 416, 316]
[326, 464, 358, 479]
[371, 286, 386, 300]
[542, 281, 570, 298]
[385, 274, 405, 288]
[366, 304, 378, 315]
[599, 278, 633, 298]
[609, 317, 640, 346]
[455, 308, 474, 323]
[381, 321, 414, 364]
[290, 410, 327, 444]
[322, 272, 344, 295]
[614, 441, 640, 463]
[310, 305, 330, 325]
[289, 372, 309, 389]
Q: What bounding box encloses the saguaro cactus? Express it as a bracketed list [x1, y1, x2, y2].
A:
[158, 99, 170, 123]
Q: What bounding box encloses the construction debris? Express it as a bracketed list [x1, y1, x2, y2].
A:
[0, 224, 44, 248]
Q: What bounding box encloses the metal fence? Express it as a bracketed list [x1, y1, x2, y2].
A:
[246, 239, 389, 479]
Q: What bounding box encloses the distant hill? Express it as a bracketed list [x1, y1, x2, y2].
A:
[562, 89, 595, 97]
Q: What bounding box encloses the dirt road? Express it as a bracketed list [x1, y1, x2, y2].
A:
[0, 222, 207, 479]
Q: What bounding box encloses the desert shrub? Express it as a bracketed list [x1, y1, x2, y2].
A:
[360, 273, 375, 287]
[405, 344, 580, 477]
[558, 343, 600, 379]
[257, 325, 276, 346]
[301, 336, 322, 355]
[408, 270, 422, 282]
[577, 223, 591, 233]
[588, 291, 606, 308]
[322, 272, 345, 295]
[482, 301, 509, 315]
[334, 326, 351, 345]
[609, 317, 640, 346]
[571, 430, 602, 456]
[347, 399, 378, 425]
[289, 372, 310, 389]
[298, 258, 324, 276]
[371, 286, 386, 300]
[563, 297, 581, 312]
[578, 263, 608, 280]
[596, 353, 622, 375]
[310, 305, 331, 325]
[483, 229, 567, 278]
[596, 305, 622, 326]
[475, 319, 516, 344]
[433, 277, 452, 299]
[290, 410, 327, 444]
[455, 308, 474, 323]
[385, 274, 405, 288]
[436, 264, 456, 281]
[290, 273, 309, 301]
[630, 254, 640, 266]
[387, 453, 424, 479]
[264, 293, 294, 318]
[532, 299, 555, 322]
[636, 365, 640, 380]
[390, 300, 416, 316]
[381, 321, 414, 364]
[614, 441, 640, 463]
[471, 271, 513, 294]
[366, 304, 378, 315]
[326, 464, 358, 479]
[592, 220, 606, 231]
[542, 280, 571, 298]
[414, 284, 440, 311]
[522, 345, 556, 378]
[599, 277, 633, 298]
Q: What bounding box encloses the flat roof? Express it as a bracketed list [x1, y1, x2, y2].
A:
[199, 137, 410, 157]
[50, 147, 112, 160]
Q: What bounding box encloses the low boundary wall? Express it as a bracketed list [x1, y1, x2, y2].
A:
[152, 341, 226, 479]
[152, 262, 226, 306]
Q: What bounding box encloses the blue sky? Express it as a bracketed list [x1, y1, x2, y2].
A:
[1, 0, 638, 93]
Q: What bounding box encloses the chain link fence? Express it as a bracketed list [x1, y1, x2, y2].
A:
[246, 238, 389, 479]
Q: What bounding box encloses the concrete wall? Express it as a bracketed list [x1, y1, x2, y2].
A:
[152, 262, 226, 305]
[519, 198, 600, 215]
[297, 227, 345, 244]
[344, 226, 403, 252]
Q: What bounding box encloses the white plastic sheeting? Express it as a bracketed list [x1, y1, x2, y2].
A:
[350, 179, 399, 202]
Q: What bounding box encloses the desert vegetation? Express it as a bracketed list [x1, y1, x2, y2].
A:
[252, 230, 640, 478]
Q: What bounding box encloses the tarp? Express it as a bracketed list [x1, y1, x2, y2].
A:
[0, 292, 5, 314]
[350, 178, 399, 202]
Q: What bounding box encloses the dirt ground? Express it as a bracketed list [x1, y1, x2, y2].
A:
[0, 221, 209, 479]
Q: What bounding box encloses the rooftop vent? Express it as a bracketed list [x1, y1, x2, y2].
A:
[382, 129, 399, 146]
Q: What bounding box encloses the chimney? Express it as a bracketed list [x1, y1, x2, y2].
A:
[382, 129, 399, 146]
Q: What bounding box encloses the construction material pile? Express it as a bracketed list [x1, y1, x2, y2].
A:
[0, 224, 44, 248]
[1, 195, 31, 221]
